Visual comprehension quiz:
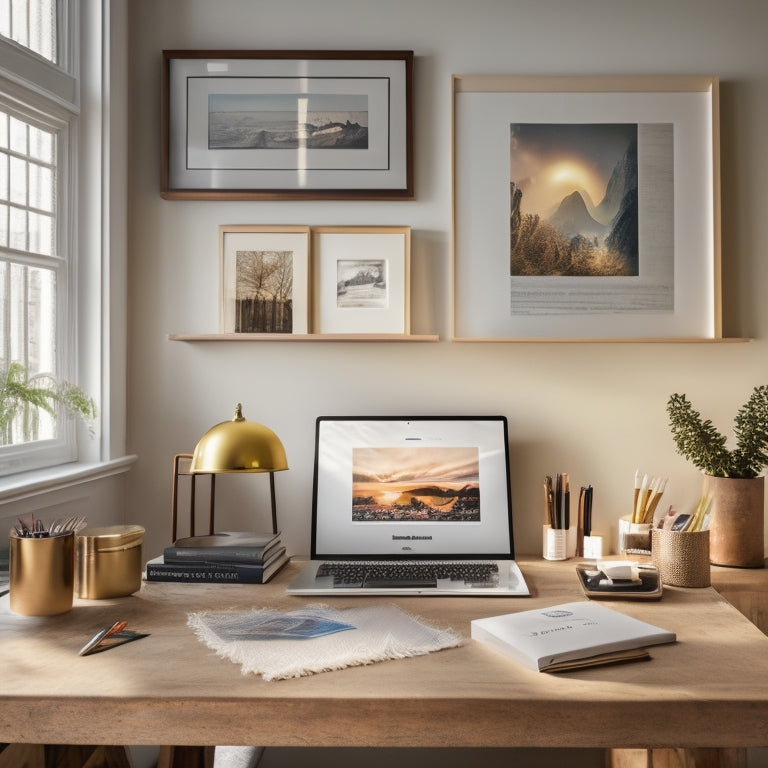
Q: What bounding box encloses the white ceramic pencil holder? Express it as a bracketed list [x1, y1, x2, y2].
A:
[543, 525, 576, 561]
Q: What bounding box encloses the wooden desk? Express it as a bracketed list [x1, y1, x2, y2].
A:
[711, 559, 768, 634]
[1, 557, 767, 758]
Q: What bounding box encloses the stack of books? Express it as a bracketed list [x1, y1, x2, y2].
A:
[145, 531, 289, 584]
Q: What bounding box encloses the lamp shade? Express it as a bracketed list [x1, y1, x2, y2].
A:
[190, 404, 288, 474]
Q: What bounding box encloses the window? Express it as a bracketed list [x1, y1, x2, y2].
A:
[0, 0, 80, 475]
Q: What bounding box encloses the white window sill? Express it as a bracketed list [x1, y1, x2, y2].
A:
[0, 455, 137, 504]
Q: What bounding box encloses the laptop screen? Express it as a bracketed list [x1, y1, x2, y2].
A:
[312, 416, 515, 560]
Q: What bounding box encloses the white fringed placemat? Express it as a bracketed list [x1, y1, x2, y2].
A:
[188, 604, 463, 681]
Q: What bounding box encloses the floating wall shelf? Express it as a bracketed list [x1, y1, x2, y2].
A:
[167, 333, 440, 342]
[167, 333, 751, 344]
[449, 337, 752, 343]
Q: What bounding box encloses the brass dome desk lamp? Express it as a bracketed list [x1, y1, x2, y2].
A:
[171, 404, 288, 540]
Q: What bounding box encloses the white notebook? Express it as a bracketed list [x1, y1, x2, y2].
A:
[471, 600, 676, 672]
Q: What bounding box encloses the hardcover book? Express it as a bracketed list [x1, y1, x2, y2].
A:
[146, 547, 289, 584]
[163, 531, 281, 564]
[471, 600, 675, 672]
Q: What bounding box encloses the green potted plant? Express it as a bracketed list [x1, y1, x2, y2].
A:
[0, 362, 97, 446]
[667, 385, 768, 567]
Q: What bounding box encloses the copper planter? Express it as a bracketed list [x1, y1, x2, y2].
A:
[703, 475, 765, 568]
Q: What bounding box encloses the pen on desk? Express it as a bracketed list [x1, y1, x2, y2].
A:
[554, 474, 562, 529]
[79, 620, 126, 656]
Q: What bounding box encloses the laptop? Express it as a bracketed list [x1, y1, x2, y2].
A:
[286, 416, 530, 596]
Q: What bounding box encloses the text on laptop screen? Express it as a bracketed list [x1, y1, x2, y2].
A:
[312, 417, 514, 558]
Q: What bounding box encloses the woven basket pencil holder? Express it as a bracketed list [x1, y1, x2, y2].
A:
[651, 528, 710, 588]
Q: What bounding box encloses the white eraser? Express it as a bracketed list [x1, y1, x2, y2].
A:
[598, 561, 635, 581]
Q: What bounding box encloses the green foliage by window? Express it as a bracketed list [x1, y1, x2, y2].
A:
[0, 362, 97, 446]
[667, 386, 768, 478]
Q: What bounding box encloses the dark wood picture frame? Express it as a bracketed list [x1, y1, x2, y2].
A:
[161, 50, 414, 200]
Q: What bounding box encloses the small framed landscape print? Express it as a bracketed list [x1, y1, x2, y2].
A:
[312, 226, 410, 335]
[219, 225, 311, 334]
[162, 50, 414, 200]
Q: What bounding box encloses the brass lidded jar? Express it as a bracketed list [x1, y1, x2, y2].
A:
[75, 524, 145, 599]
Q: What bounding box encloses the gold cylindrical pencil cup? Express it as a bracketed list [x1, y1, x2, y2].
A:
[9, 531, 75, 616]
[651, 528, 710, 588]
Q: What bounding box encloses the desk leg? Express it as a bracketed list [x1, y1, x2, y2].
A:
[157, 746, 215, 768]
[607, 748, 747, 768]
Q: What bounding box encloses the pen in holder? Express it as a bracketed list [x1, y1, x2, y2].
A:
[542, 473, 576, 560]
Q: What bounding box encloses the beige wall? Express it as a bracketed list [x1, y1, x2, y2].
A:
[126, 0, 768, 563]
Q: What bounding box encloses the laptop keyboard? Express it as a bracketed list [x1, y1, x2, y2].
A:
[316, 560, 500, 589]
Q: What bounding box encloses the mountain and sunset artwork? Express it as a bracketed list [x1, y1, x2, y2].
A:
[351, 446, 481, 522]
[510, 123, 639, 278]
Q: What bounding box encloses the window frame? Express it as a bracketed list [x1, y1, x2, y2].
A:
[0, 0, 82, 476]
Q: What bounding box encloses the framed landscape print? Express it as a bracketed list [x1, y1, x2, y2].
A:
[452, 75, 722, 340]
[312, 226, 410, 335]
[162, 50, 414, 200]
[219, 225, 311, 334]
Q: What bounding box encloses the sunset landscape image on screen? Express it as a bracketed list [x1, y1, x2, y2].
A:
[352, 446, 480, 522]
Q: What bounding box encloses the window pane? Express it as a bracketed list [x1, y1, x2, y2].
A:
[0, 152, 7, 200]
[28, 161, 53, 212]
[1, 0, 56, 63]
[6, 262, 27, 362]
[28, 124, 52, 163]
[28, 0, 54, 62]
[9, 155, 26, 205]
[0, 2, 9, 40]
[9, 204, 25, 249]
[9, 115, 26, 153]
[0, 203, 7, 247]
[27, 264, 56, 371]
[28, 210, 52, 254]
[10, 0, 28, 49]
[0, 261, 57, 445]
